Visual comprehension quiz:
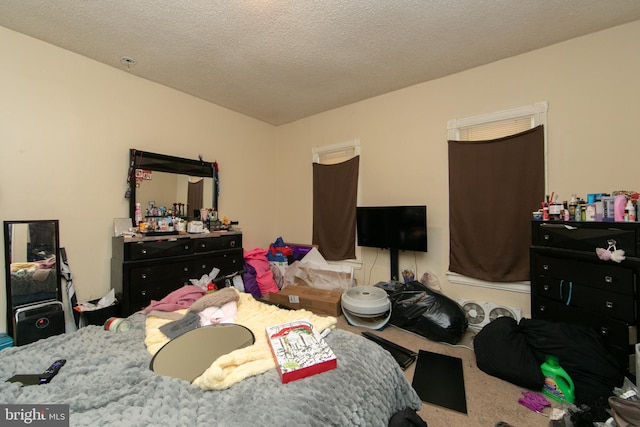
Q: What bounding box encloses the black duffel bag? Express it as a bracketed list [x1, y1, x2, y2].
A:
[474, 317, 624, 405]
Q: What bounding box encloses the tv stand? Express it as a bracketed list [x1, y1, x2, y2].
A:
[389, 248, 399, 282]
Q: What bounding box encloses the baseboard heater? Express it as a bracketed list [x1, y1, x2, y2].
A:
[361, 331, 417, 370]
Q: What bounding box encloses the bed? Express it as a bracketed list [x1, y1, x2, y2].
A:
[9, 259, 58, 306]
[0, 289, 422, 426]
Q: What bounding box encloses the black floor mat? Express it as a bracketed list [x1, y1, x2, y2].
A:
[361, 332, 417, 370]
[411, 350, 467, 414]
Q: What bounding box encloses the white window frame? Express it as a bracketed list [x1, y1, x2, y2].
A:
[312, 139, 361, 164]
[446, 101, 548, 294]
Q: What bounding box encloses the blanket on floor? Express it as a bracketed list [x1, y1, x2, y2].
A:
[145, 290, 337, 390]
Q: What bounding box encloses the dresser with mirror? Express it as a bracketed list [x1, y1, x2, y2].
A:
[112, 149, 243, 316]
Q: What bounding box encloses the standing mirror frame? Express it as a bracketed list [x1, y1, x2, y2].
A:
[3, 220, 62, 337]
[127, 149, 218, 221]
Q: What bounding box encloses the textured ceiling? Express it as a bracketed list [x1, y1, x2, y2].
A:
[1, 1, 640, 125]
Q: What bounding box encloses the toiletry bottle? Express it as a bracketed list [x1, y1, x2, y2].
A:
[595, 201, 604, 221]
[579, 200, 586, 221]
[568, 194, 577, 219]
[541, 355, 575, 404]
[586, 203, 596, 221]
[614, 195, 627, 222]
[602, 196, 615, 221]
[135, 202, 142, 226]
[626, 199, 635, 222]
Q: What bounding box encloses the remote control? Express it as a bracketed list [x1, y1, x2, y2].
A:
[39, 359, 66, 384]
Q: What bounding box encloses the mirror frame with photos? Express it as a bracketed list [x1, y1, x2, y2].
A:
[3, 219, 62, 337]
[128, 149, 218, 222]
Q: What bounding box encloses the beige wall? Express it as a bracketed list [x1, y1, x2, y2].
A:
[0, 27, 277, 332]
[1, 20, 639, 333]
[274, 20, 640, 316]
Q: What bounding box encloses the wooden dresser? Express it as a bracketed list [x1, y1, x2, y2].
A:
[111, 232, 243, 316]
[530, 220, 640, 375]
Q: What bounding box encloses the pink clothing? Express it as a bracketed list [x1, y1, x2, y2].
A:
[143, 285, 206, 314]
[244, 248, 279, 296]
[198, 301, 238, 325]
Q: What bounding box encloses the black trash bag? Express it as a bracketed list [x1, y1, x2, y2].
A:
[520, 318, 624, 405]
[473, 316, 545, 390]
[385, 281, 468, 344]
[388, 407, 427, 427]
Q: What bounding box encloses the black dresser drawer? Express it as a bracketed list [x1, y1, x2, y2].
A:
[532, 253, 634, 296]
[531, 294, 632, 371]
[532, 278, 635, 323]
[128, 260, 196, 300]
[208, 249, 244, 277]
[124, 249, 243, 306]
[125, 238, 193, 261]
[192, 234, 242, 253]
[532, 221, 638, 256]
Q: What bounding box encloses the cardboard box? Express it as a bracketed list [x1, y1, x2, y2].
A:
[266, 320, 337, 383]
[266, 285, 343, 317]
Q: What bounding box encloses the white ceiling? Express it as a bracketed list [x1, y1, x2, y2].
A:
[2, 1, 640, 126]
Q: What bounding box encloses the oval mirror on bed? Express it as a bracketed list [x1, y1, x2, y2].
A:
[150, 323, 255, 382]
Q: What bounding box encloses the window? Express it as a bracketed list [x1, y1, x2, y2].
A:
[312, 139, 360, 261]
[312, 139, 360, 164]
[447, 102, 548, 293]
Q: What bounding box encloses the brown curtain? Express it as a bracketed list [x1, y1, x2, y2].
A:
[448, 125, 544, 282]
[187, 179, 204, 220]
[312, 156, 359, 260]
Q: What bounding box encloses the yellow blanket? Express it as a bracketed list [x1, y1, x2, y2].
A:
[145, 290, 337, 390]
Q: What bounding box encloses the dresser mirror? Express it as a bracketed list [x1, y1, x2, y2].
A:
[3, 220, 62, 336]
[128, 149, 218, 221]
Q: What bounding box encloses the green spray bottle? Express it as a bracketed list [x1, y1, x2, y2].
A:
[541, 355, 575, 404]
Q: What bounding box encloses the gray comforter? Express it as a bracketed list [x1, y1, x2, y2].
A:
[0, 313, 421, 426]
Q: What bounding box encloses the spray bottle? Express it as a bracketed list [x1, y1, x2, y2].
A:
[541, 355, 575, 404]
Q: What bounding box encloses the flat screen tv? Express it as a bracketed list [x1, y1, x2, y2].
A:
[356, 205, 427, 282]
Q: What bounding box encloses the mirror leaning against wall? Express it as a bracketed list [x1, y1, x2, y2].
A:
[3, 220, 63, 342]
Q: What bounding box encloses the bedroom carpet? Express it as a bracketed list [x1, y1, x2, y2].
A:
[336, 316, 552, 427]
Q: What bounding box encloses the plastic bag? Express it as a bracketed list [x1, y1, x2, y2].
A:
[384, 281, 468, 344]
[283, 260, 352, 291]
[610, 396, 640, 427]
[267, 237, 293, 263]
[189, 267, 220, 291]
[419, 270, 442, 293]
